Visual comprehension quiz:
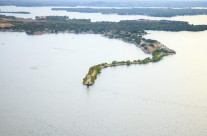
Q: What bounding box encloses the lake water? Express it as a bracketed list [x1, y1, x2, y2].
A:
[0, 6, 207, 136]
[0, 30, 207, 136]
[1, 6, 207, 24]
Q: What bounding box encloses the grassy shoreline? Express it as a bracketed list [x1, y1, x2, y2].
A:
[83, 42, 175, 86]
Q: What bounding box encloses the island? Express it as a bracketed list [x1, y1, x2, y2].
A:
[0, 11, 30, 14]
[1, 15, 207, 86]
[52, 8, 207, 17]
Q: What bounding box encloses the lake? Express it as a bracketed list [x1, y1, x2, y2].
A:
[1, 6, 207, 24]
[0, 30, 207, 136]
[0, 6, 207, 136]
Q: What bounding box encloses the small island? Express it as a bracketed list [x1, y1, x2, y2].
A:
[0, 11, 30, 14]
[1, 15, 207, 86]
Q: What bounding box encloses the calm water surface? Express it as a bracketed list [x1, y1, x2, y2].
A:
[0, 5, 207, 136]
[1, 6, 207, 24]
[0, 32, 150, 136]
[0, 30, 207, 135]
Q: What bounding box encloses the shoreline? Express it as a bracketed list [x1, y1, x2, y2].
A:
[82, 39, 175, 86]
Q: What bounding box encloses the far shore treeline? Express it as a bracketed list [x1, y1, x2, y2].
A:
[52, 8, 207, 17]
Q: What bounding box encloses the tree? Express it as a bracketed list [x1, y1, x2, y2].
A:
[126, 60, 131, 66]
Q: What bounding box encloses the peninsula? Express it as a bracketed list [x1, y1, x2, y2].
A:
[1, 15, 207, 86]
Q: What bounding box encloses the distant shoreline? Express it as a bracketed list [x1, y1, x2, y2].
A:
[52, 8, 207, 17]
[0, 11, 30, 14]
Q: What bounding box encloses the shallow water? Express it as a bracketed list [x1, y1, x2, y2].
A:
[0, 30, 207, 136]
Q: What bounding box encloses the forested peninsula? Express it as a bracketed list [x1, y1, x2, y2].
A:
[1, 15, 207, 86]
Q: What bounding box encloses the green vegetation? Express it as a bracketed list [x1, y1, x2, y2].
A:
[0, 15, 16, 19]
[83, 63, 110, 86]
[83, 48, 172, 86]
[35, 16, 69, 21]
[52, 8, 207, 17]
[1, 15, 207, 34]
[126, 60, 131, 66]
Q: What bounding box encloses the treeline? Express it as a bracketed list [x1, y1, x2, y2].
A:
[0, 15, 16, 19]
[52, 8, 207, 17]
[7, 16, 207, 33]
[1, 15, 207, 37]
[35, 16, 69, 21]
[117, 20, 207, 31]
